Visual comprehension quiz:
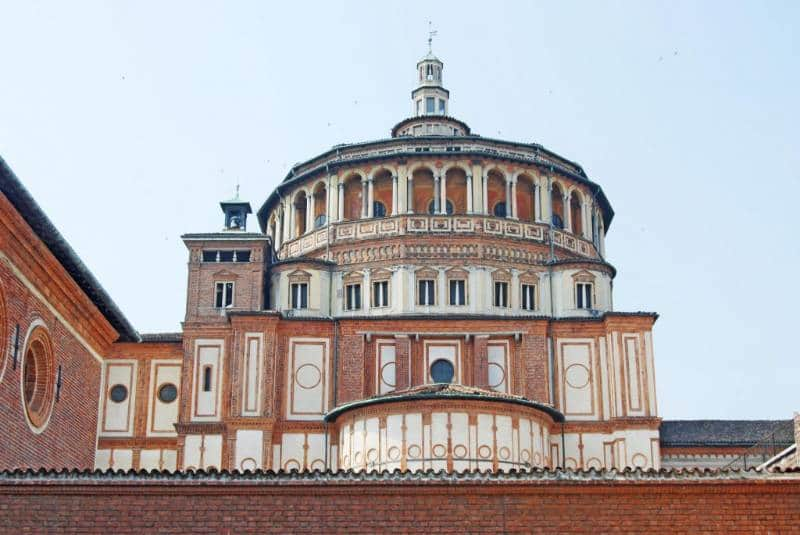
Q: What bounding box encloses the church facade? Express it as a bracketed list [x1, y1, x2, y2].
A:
[0, 52, 794, 477]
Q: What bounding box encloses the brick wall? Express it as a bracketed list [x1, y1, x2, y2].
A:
[0, 261, 101, 470]
[2, 474, 798, 533]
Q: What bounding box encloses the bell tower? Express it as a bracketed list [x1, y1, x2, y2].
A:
[412, 26, 449, 117]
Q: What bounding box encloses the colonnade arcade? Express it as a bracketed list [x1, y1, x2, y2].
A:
[267, 162, 605, 253]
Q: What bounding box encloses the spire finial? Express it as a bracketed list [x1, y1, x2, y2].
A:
[427, 21, 437, 54]
[235, 181, 240, 200]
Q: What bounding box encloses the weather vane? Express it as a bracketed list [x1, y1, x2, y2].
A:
[428, 21, 437, 54]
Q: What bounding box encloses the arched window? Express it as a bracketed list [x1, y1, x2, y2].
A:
[551, 183, 565, 229]
[314, 214, 327, 229]
[493, 202, 507, 218]
[570, 193, 583, 236]
[373, 201, 386, 218]
[427, 199, 454, 215]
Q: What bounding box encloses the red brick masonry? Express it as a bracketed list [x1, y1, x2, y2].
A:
[1, 469, 799, 534]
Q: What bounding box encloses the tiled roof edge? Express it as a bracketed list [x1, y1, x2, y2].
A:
[1, 467, 798, 484]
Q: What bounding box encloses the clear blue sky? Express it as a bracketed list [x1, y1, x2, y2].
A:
[0, 1, 797, 419]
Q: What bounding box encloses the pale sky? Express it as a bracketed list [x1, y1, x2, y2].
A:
[0, 1, 797, 420]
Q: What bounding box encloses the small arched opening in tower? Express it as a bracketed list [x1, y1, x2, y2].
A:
[487, 169, 507, 217]
[293, 190, 307, 237]
[445, 166, 468, 214]
[411, 166, 435, 214]
[312, 182, 327, 229]
[342, 173, 363, 221]
[372, 168, 393, 217]
[551, 182, 565, 229]
[516, 173, 536, 222]
[570, 190, 583, 236]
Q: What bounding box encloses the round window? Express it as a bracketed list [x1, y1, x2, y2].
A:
[109, 384, 128, 403]
[430, 359, 455, 384]
[21, 326, 55, 431]
[157, 383, 178, 403]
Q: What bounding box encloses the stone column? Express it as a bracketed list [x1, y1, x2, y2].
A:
[542, 179, 552, 225]
[482, 173, 489, 214]
[584, 200, 593, 240]
[337, 182, 345, 221]
[391, 175, 398, 216]
[504, 177, 512, 218]
[433, 174, 441, 214]
[563, 193, 571, 232]
[439, 171, 447, 214]
[466, 174, 473, 214]
[367, 177, 374, 218]
[289, 201, 296, 238]
[361, 178, 368, 218]
[534, 182, 542, 222]
[306, 193, 313, 232]
[407, 175, 415, 214]
[510, 177, 518, 219]
[274, 212, 283, 251]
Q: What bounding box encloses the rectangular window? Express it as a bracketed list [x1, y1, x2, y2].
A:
[438, 99, 445, 114]
[291, 283, 308, 309]
[576, 283, 593, 309]
[214, 282, 234, 308]
[372, 280, 389, 308]
[521, 284, 536, 311]
[494, 281, 509, 308]
[426, 97, 435, 113]
[418, 279, 435, 306]
[345, 283, 362, 311]
[202, 366, 212, 392]
[202, 250, 251, 263]
[449, 279, 466, 306]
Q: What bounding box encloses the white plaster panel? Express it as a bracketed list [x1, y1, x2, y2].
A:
[559, 340, 596, 418]
[307, 433, 326, 471]
[364, 417, 380, 470]
[281, 433, 306, 471]
[424, 340, 460, 384]
[192, 340, 224, 421]
[286, 338, 329, 420]
[487, 342, 509, 393]
[101, 361, 137, 436]
[110, 449, 132, 471]
[235, 429, 263, 471]
[496, 415, 513, 471]
[242, 333, 263, 416]
[405, 413, 423, 471]
[450, 412, 469, 472]
[147, 360, 180, 436]
[203, 435, 222, 470]
[623, 334, 644, 416]
[139, 449, 163, 471]
[183, 435, 202, 470]
[94, 449, 111, 470]
[476, 413, 494, 471]
[376, 340, 396, 395]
